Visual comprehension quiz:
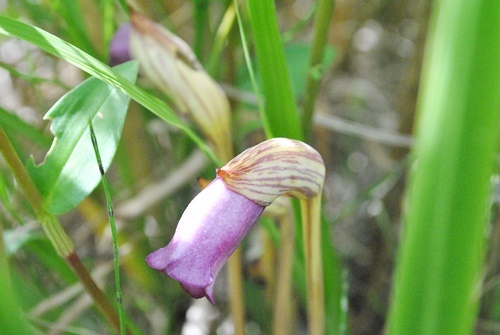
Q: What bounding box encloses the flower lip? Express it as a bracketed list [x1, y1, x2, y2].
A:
[145, 177, 264, 304]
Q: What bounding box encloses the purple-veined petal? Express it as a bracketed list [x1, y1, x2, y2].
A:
[218, 138, 326, 206]
[146, 177, 264, 304]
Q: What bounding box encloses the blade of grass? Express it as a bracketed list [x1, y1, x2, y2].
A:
[0, 15, 220, 167]
[233, 0, 270, 138]
[89, 119, 126, 335]
[245, 0, 303, 140]
[387, 1, 500, 334]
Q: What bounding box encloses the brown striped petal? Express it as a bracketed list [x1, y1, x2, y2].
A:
[217, 138, 325, 206]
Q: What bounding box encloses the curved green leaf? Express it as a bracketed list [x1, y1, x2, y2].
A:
[27, 62, 137, 214]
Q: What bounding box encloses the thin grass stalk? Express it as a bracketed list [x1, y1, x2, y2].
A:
[89, 120, 126, 335]
[301, 0, 335, 139]
[0, 127, 130, 335]
[246, 0, 303, 140]
[387, 1, 500, 334]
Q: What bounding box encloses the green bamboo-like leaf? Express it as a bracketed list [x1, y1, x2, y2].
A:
[387, 1, 500, 334]
[27, 62, 137, 214]
[0, 14, 220, 166]
[246, 0, 303, 140]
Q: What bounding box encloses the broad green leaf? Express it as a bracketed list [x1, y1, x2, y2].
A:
[27, 62, 137, 214]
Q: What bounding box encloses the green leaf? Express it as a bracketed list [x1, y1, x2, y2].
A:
[27, 62, 137, 214]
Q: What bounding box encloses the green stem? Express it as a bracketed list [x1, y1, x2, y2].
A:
[89, 120, 126, 335]
[301, 0, 335, 140]
[387, 1, 500, 334]
[246, 0, 303, 140]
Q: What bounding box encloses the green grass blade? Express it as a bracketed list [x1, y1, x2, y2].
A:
[0, 15, 220, 166]
[89, 119, 126, 335]
[234, 0, 270, 138]
[387, 1, 500, 334]
[246, 0, 303, 140]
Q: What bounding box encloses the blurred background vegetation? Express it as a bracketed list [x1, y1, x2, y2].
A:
[0, 0, 498, 334]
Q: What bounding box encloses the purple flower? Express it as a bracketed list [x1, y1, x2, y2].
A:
[146, 177, 264, 304]
[109, 23, 131, 66]
[146, 138, 325, 304]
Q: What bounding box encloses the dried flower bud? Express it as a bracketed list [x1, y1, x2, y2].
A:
[129, 11, 232, 161]
[218, 138, 325, 206]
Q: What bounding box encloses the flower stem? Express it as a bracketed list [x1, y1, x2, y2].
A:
[273, 204, 296, 335]
[300, 195, 324, 335]
[227, 249, 246, 335]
